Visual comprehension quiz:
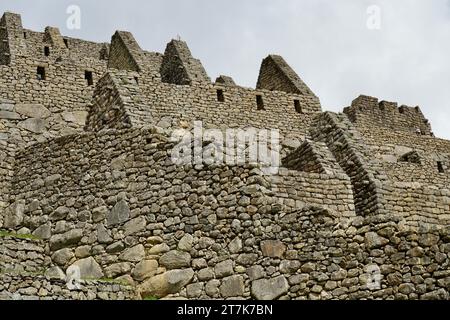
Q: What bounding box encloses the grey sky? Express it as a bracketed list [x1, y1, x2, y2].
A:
[1, 0, 449, 139]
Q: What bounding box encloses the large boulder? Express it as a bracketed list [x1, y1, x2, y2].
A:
[68, 257, 104, 280]
[138, 268, 194, 298]
[15, 104, 51, 119]
[251, 276, 289, 300]
[132, 260, 159, 281]
[119, 244, 145, 262]
[260, 240, 286, 258]
[4, 200, 25, 229]
[49, 229, 83, 251]
[18, 118, 47, 133]
[107, 200, 130, 226]
[365, 232, 389, 249]
[220, 275, 244, 298]
[159, 250, 191, 269]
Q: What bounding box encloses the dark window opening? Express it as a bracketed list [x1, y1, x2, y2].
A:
[23, 32, 27, 39]
[399, 151, 421, 165]
[399, 107, 405, 114]
[217, 89, 225, 102]
[256, 95, 265, 110]
[438, 161, 445, 173]
[63, 38, 69, 48]
[134, 76, 139, 85]
[44, 46, 50, 57]
[85, 71, 93, 86]
[37, 66, 46, 80]
[294, 99, 303, 113]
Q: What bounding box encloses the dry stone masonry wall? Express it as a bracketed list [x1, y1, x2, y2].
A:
[0, 12, 449, 300]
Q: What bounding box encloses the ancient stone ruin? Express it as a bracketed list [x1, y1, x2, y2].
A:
[0, 12, 449, 300]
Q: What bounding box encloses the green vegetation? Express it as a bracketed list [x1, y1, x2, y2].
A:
[0, 230, 41, 240]
[93, 278, 131, 286]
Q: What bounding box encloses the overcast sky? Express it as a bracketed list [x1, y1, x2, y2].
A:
[1, 0, 449, 139]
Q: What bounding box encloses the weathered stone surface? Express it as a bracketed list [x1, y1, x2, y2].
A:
[15, 104, 51, 119]
[104, 262, 132, 278]
[106, 241, 125, 254]
[220, 275, 244, 298]
[0, 111, 20, 120]
[139, 268, 194, 298]
[398, 283, 415, 295]
[236, 253, 258, 266]
[18, 118, 47, 133]
[4, 200, 25, 229]
[61, 111, 88, 125]
[251, 276, 289, 300]
[418, 234, 440, 247]
[198, 268, 214, 281]
[178, 234, 194, 252]
[51, 248, 74, 266]
[0, 14, 449, 302]
[159, 250, 191, 269]
[123, 216, 146, 236]
[49, 206, 69, 221]
[148, 243, 170, 255]
[247, 265, 265, 281]
[261, 240, 286, 258]
[119, 244, 145, 262]
[421, 289, 449, 300]
[205, 279, 220, 297]
[228, 237, 242, 254]
[44, 174, 61, 186]
[69, 257, 104, 280]
[32, 223, 51, 240]
[49, 229, 83, 251]
[107, 200, 130, 226]
[215, 259, 234, 278]
[280, 260, 300, 274]
[365, 232, 389, 249]
[97, 224, 113, 244]
[186, 282, 204, 298]
[92, 206, 108, 223]
[132, 260, 158, 281]
[44, 266, 66, 281]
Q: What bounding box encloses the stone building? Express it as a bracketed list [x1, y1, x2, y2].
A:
[0, 12, 449, 300]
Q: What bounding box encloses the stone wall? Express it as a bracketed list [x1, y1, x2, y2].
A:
[0, 11, 449, 300]
[0, 234, 135, 300]
[344, 95, 432, 136]
[108, 31, 144, 72]
[1, 127, 447, 300]
[86, 70, 321, 156]
[309, 112, 388, 217]
[0, 137, 15, 226]
[160, 40, 210, 86]
[256, 55, 318, 98]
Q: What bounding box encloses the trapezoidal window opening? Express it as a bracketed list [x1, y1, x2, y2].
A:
[294, 99, 303, 114]
[437, 161, 445, 173]
[44, 46, 50, 57]
[63, 38, 69, 48]
[256, 95, 265, 110]
[217, 89, 225, 102]
[134, 76, 139, 85]
[85, 71, 93, 86]
[36, 66, 46, 81]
